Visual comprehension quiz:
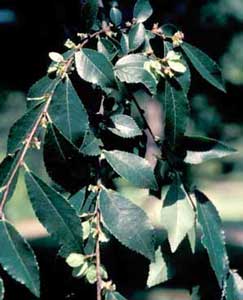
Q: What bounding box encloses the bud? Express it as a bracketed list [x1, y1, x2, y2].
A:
[125, 21, 132, 27]
[40, 115, 48, 128]
[163, 67, 174, 78]
[144, 60, 164, 80]
[64, 39, 76, 49]
[172, 31, 184, 47]
[30, 137, 41, 150]
[77, 33, 88, 40]
[47, 65, 58, 75]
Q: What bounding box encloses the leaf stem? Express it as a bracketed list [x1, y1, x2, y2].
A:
[78, 30, 104, 49]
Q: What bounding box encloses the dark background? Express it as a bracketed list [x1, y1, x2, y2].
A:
[1, 0, 243, 123]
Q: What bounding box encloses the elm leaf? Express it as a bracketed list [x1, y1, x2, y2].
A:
[100, 189, 155, 261]
[164, 81, 189, 146]
[115, 54, 157, 94]
[104, 150, 158, 190]
[133, 0, 153, 23]
[48, 77, 89, 147]
[108, 114, 142, 138]
[79, 130, 103, 156]
[195, 190, 229, 288]
[161, 175, 195, 252]
[110, 7, 122, 26]
[75, 49, 116, 89]
[181, 42, 226, 92]
[97, 38, 119, 61]
[0, 221, 40, 297]
[44, 123, 92, 192]
[183, 136, 236, 164]
[25, 171, 83, 256]
[129, 23, 145, 51]
[147, 248, 173, 287]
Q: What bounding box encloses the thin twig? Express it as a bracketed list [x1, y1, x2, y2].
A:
[131, 95, 156, 141]
[78, 30, 104, 49]
[95, 205, 102, 300]
[0, 94, 54, 218]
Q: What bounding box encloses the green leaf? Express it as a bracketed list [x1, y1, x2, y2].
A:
[164, 81, 189, 146]
[44, 123, 92, 192]
[110, 7, 122, 26]
[75, 49, 116, 89]
[129, 23, 145, 51]
[0, 152, 20, 204]
[69, 187, 86, 214]
[142, 30, 155, 54]
[133, 0, 153, 23]
[27, 76, 59, 109]
[195, 190, 229, 288]
[226, 270, 243, 300]
[161, 24, 178, 37]
[114, 54, 157, 94]
[0, 221, 40, 297]
[104, 150, 158, 190]
[0, 277, 4, 300]
[25, 171, 83, 255]
[175, 59, 191, 95]
[105, 291, 127, 300]
[183, 136, 236, 164]
[85, 264, 97, 284]
[79, 129, 103, 156]
[164, 42, 191, 94]
[108, 114, 142, 138]
[161, 175, 195, 252]
[181, 42, 226, 92]
[147, 248, 173, 287]
[69, 187, 96, 215]
[81, 0, 99, 31]
[48, 77, 89, 146]
[66, 253, 85, 268]
[120, 33, 129, 55]
[97, 38, 119, 61]
[100, 189, 155, 261]
[7, 101, 45, 154]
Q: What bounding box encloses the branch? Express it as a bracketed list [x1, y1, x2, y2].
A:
[95, 205, 102, 300]
[0, 89, 57, 218]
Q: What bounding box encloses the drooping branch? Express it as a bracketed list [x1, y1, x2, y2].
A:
[0, 94, 54, 218]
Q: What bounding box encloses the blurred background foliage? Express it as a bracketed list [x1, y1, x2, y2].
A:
[0, 1, 242, 298]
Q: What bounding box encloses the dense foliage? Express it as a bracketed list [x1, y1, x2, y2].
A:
[0, 0, 242, 299]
